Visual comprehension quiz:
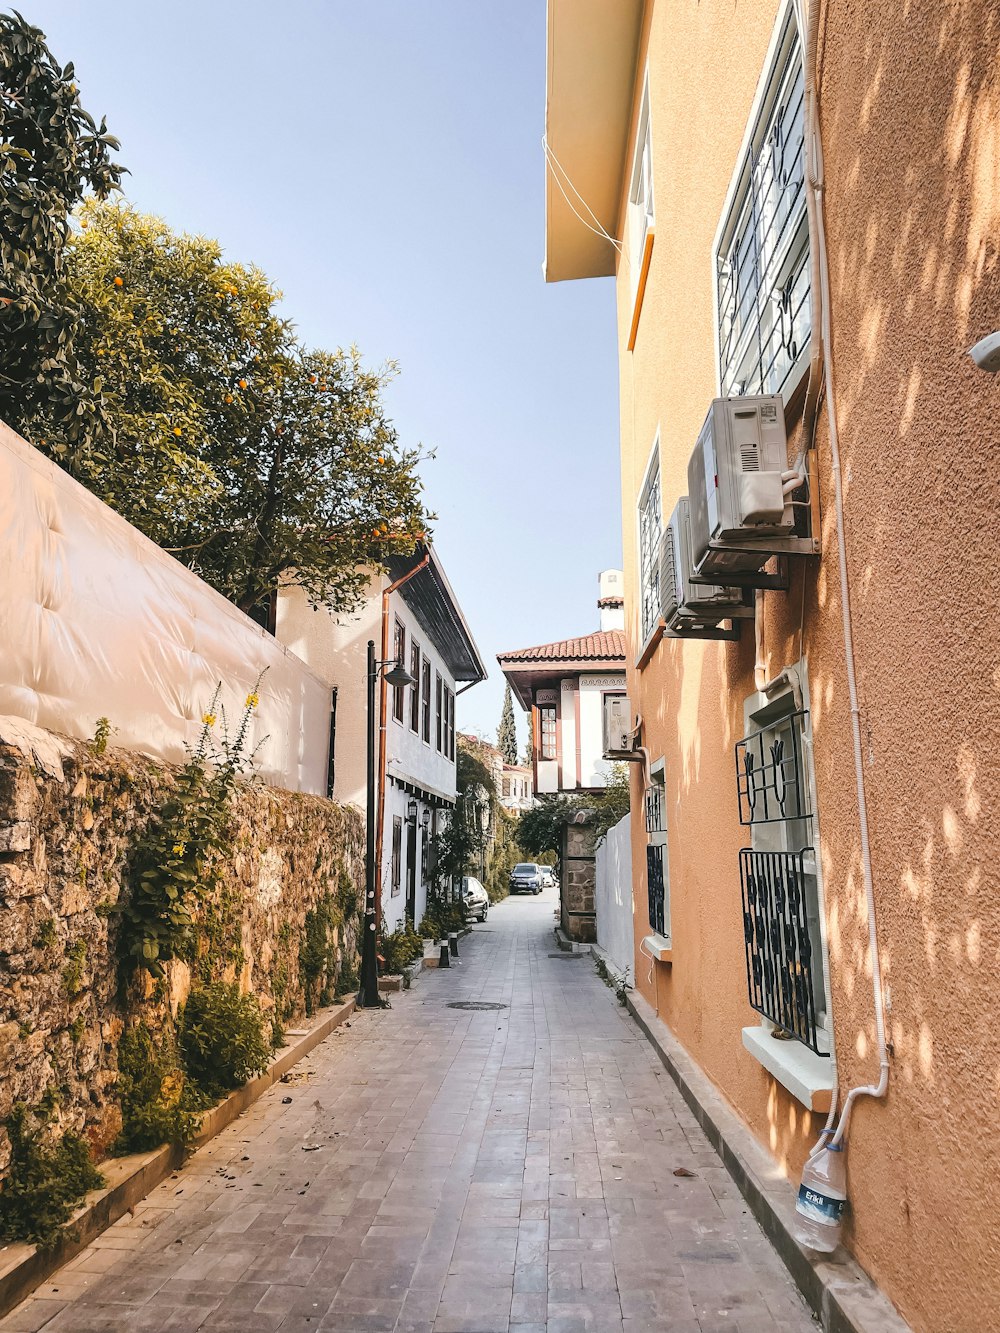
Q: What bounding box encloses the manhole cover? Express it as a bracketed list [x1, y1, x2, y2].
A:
[446, 1001, 508, 1011]
[547, 952, 584, 959]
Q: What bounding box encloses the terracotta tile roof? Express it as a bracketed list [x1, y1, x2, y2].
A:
[498, 630, 626, 663]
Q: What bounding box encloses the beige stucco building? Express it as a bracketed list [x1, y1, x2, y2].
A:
[543, 2, 1000, 1329]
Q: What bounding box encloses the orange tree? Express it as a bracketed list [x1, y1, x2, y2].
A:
[0, 12, 123, 452]
[23, 200, 430, 615]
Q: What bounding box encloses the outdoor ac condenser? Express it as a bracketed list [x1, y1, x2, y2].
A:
[687, 395, 815, 582]
[659, 498, 752, 637]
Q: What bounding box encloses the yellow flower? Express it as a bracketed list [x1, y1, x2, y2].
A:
[172, 842, 186, 856]
[202, 713, 217, 727]
[245, 693, 259, 710]
[173, 427, 182, 437]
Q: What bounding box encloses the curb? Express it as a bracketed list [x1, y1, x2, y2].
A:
[553, 926, 592, 955]
[625, 991, 910, 1333]
[0, 996, 356, 1320]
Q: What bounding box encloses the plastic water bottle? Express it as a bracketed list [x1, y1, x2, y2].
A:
[793, 1143, 847, 1252]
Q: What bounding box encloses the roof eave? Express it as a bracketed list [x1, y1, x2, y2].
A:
[544, 0, 644, 283]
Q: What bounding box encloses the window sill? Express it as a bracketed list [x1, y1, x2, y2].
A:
[642, 933, 672, 963]
[635, 619, 664, 670]
[741, 1024, 833, 1111]
[627, 228, 655, 352]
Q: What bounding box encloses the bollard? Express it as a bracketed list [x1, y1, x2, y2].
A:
[438, 939, 450, 968]
[449, 932, 459, 959]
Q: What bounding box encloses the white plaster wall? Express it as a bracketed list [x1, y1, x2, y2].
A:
[595, 811, 635, 981]
[560, 679, 577, 788]
[381, 782, 436, 933]
[275, 583, 380, 810]
[385, 594, 457, 802]
[579, 672, 628, 788]
[276, 583, 459, 811]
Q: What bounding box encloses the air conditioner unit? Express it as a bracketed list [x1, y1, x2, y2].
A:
[659, 498, 750, 639]
[687, 395, 817, 583]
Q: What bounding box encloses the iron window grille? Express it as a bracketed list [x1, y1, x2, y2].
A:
[739, 847, 826, 1054]
[716, 11, 810, 399]
[734, 708, 812, 825]
[638, 449, 662, 641]
[646, 844, 666, 936]
[645, 784, 666, 835]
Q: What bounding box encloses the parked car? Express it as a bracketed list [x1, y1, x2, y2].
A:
[509, 863, 544, 895]
[540, 866, 557, 888]
[462, 876, 489, 922]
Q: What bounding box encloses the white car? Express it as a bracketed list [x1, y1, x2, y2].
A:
[462, 876, 489, 922]
[540, 867, 557, 889]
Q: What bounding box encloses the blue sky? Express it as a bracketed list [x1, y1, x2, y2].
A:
[27, 0, 621, 746]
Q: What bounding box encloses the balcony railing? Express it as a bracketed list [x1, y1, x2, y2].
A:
[646, 844, 666, 936]
[738, 846, 826, 1054]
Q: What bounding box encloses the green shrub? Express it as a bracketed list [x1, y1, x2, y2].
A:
[379, 920, 424, 974]
[180, 983, 271, 1096]
[114, 1023, 203, 1154]
[0, 1105, 104, 1250]
[61, 940, 87, 996]
[418, 899, 466, 940]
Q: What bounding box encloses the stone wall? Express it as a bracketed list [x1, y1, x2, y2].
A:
[0, 720, 364, 1172]
[560, 817, 596, 943]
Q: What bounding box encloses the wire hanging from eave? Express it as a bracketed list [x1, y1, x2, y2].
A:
[542, 135, 623, 255]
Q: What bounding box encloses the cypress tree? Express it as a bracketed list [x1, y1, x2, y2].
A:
[497, 685, 518, 765]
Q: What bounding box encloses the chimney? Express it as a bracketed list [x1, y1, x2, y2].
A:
[598, 569, 625, 631]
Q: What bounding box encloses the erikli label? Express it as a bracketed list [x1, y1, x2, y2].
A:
[796, 1183, 845, 1227]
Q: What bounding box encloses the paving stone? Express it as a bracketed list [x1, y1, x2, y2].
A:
[0, 895, 817, 1333]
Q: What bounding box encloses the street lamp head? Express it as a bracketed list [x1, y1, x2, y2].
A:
[384, 659, 417, 689]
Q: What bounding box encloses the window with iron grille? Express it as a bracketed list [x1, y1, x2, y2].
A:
[638, 442, 662, 643]
[715, 5, 810, 400]
[644, 768, 670, 940]
[737, 697, 828, 1054]
[539, 706, 556, 761]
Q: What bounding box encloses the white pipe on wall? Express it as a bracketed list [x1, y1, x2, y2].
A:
[799, 0, 889, 1147]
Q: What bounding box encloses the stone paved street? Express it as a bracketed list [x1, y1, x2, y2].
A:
[1, 890, 816, 1333]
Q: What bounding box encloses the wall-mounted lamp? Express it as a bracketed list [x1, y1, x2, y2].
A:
[421, 807, 432, 830]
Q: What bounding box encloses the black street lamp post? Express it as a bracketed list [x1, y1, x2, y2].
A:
[357, 639, 416, 1009]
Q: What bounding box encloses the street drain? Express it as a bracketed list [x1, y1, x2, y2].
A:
[446, 1001, 508, 1011]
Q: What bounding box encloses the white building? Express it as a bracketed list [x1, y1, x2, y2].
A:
[499, 764, 534, 813]
[276, 543, 486, 933]
[497, 571, 627, 799]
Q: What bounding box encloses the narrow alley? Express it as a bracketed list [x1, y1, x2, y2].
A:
[2, 893, 815, 1333]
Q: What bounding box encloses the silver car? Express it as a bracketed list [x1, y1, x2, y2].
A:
[462, 876, 489, 922]
[509, 863, 544, 895]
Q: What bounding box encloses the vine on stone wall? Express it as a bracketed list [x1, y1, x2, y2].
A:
[118, 679, 264, 977]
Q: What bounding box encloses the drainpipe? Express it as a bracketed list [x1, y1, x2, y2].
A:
[374, 552, 430, 932]
[797, 0, 889, 1147]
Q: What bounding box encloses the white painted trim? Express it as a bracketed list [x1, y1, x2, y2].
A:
[742, 1025, 833, 1111]
[643, 932, 672, 961]
[635, 429, 662, 644]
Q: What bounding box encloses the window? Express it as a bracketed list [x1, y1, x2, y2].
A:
[645, 768, 670, 941]
[421, 828, 429, 888]
[391, 816, 402, 898]
[435, 672, 443, 752]
[392, 619, 406, 723]
[638, 442, 662, 643]
[627, 76, 655, 317]
[715, 5, 810, 398]
[409, 640, 421, 732]
[421, 657, 431, 743]
[737, 686, 829, 1055]
[447, 686, 456, 760]
[539, 706, 556, 761]
[602, 693, 629, 755]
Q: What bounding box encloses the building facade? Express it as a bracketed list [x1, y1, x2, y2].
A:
[277, 543, 485, 934]
[499, 571, 628, 940]
[543, 3, 1000, 1329]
